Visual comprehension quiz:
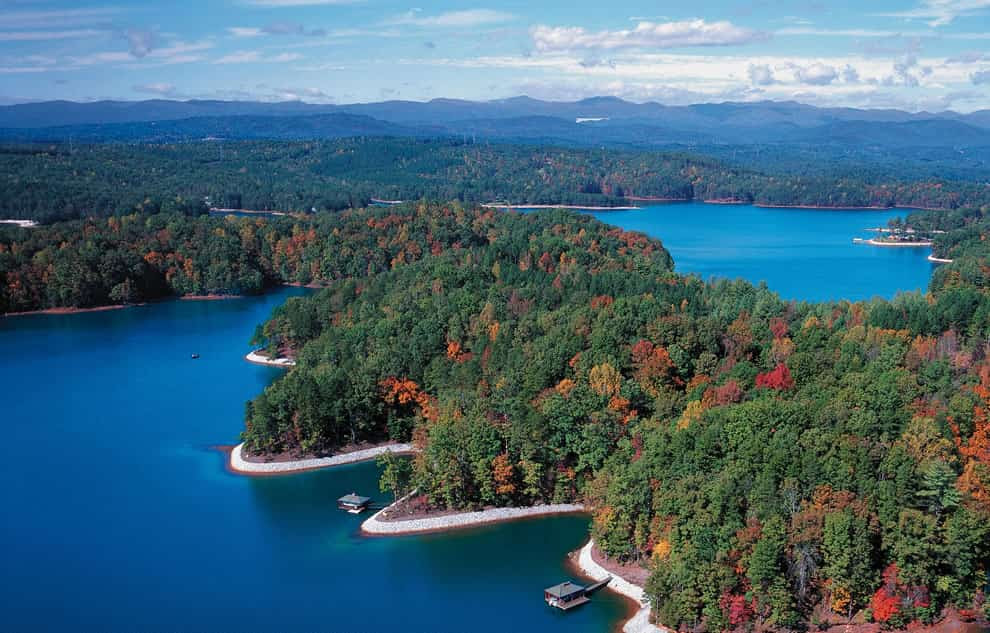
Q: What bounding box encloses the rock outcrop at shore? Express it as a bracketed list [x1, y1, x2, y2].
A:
[361, 495, 585, 535]
[577, 540, 667, 633]
[229, 442, 415, 474]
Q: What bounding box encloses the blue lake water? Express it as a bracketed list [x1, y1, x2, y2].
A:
[0, 289, 626, 632]
[586, 202, 935, 302]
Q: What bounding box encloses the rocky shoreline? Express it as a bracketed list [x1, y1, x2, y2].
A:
[228, 442, 415, 474]
[361, 492, 585, 535]
[576, 540, 666, 633]
[244, 350, 296, 367]
[483, 203, 641, 211]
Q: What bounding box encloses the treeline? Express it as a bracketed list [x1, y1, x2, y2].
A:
[244, 202, 990, 631]
[0, 204, 534, 313]
[2, 139, 988, 223]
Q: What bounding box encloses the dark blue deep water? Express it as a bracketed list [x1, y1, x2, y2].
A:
[587, 203, 934, 302]
[0, 289, 625, 632]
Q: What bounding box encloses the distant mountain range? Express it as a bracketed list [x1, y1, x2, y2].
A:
[2, 96, 990, 151]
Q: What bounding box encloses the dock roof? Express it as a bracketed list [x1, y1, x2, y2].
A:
[338, 493, 371, 505]
[544, 581, 585, 598]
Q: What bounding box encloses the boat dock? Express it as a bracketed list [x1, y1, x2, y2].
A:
[544, 576, 611, 611]
[338, 493, 371, 514]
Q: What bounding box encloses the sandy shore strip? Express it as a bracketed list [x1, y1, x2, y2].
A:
[577, 540, 667, 633]
[361, 495, 585, 535]
[483, 203, 641, 211]
[928, 255, 954, 263]
[209, 207, 288, 216]
[245, 350, 296, 367]
[755, 203, 947, 211]
[0, 219, 39, 228]
[229, 442, 414, 475]
[864, 239, 933, 247]
[3, 303, 136, 318]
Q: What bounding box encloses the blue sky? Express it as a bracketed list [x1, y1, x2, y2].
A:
[1, 0, 989, 111]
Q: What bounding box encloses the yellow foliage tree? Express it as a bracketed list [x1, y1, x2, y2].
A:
[678, 400, 706, 430]
[589, 363, 622, 397]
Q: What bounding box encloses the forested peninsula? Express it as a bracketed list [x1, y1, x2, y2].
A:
[3, 138, 988, 223]
[235, 202, 990, 632]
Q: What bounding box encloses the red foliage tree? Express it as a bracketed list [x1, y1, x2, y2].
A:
[704, 379, 745, 407]
[756, 363, 794, 391]
[719, 591, 754, 627]
[871, 587, 900, 623]
[770, 317, 789, 340]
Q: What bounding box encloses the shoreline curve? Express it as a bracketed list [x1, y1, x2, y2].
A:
[863, 238, 933, 247]
[483, 203, 641, 211]
[576, 540, 666, 633]
[361, 493, 585, 535]
[228, 442, 414, 475]
[245, 350, 296, 367]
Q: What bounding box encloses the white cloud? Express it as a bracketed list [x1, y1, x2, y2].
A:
[228, 27, 264, 38]
[214, 51, 262, 64]
[748, 63, 775, 85]
[0, 8, 120, 29]
[874, 0, 990, 27]
[531, 19, 767, 53]
[0, 29, 105, 41]
[385, 9, 515, 28]
[777, 26, 990, 40]
[795, 62, 838, 85]
[213, 50, 301, 64]
[227, 23, 327, 38]
[241, 0, 360, 5]
[133, 82, 177, 96]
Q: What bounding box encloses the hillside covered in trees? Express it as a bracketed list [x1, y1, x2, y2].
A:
[2, 139, 989, 224]
[236, 202, 990, 632]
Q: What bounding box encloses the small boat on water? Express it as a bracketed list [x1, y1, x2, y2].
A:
[191, 353, 200, 359]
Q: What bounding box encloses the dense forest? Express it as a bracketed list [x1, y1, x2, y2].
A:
[238, 202, 990, 631]
[0, 205, 523, 313]
[2, 139, 989, 223]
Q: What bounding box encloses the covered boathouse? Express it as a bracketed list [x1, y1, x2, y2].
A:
[544, 581, 590, 610]
[337, 493, 371, 514]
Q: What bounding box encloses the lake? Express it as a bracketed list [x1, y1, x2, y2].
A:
[0, 288, 627, 633]
[585, 202, 934, 302]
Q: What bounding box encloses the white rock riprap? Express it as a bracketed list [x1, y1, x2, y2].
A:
[0, 219, 38, 228]
[578, 540, 668, 633]
[245, 350, 296, 367]
[361, 498, 585, 535]
[229, 442, 414, 474]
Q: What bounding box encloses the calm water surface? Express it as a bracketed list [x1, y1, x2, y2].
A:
[0, 289, 626, 632]
[587, 202, 935, 302]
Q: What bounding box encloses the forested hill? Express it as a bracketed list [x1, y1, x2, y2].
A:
[241, 201, 990, 632]
[2, 139, 988, 223]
